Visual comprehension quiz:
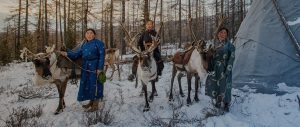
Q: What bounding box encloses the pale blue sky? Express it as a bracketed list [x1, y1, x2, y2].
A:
[0, 0, 15, 30]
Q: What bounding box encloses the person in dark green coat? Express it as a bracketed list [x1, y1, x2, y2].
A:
[205, 27, 235, 112]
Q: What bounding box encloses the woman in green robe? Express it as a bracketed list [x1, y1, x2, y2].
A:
[205, 27, 235, 112]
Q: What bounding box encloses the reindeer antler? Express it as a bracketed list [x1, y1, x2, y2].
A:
[188, 15, 198, 43]
[120, 22, 141, 54]
[148, 22, 164, 53]
[214, 15, 228, 38]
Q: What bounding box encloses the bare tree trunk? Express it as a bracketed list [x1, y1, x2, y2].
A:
[17, 0, 21, 57]
[243, 0, 246, 17]
[188, 0, 192, 42]
[215, 0, 218, 27]
[37, 0, 42, 52]
[143, 0, 149, 27]
[44, 0, 48, 46]
[55, 0, 58, 47]
[231, 0, 236, 39]
[132, 1, 135, 31]
[105, 10, 109, 46]
[121, 0, 126, 54]
[178, 0, 182, 48]
[153, 0, 159, 27]
[227, 0, 230, 17]
[101, 0, 104, 40]
[59, 0, 63, 47]
[239, 0, 243, 23]
[221, 0, 224, 16]
[109, 0, 114, 48]
[160, 0, 165, 46]
[25, 0, 29, 43]
[64, 0, 67, 45]
[74, 0, 77, 42]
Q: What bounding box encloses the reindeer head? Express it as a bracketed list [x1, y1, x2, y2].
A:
[121, 22, 162, 72]
[33, 56, 52, 79]
[22, 45, 56, 80]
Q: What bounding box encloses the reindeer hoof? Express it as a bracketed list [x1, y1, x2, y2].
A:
[143, 107, 150, 112]
[168, 96, 174, 102]
[149, 96, 154, 102]
[54, 108, 63, 115]
[153, 91, 158, 96]
[187, 99, 192, 106]
[180, 93, 185, 97]
[194, 97, 200, 102]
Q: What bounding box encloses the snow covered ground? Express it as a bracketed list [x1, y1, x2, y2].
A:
[0, 61, 300, 127]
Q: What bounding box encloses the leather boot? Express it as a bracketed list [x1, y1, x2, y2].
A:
[87, 100, 99, 112]
[82, 100, 93, 109]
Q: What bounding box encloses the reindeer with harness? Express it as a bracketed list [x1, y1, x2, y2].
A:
[20, 45, 82, 114]
[168, 17, 216, 105]
[121, 23, 163, 112]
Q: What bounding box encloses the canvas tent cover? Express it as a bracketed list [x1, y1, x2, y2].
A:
[232, 0, 300, 93]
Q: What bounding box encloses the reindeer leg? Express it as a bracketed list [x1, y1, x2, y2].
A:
[194, 74, 200, 102]
[149, 81, 156, 102]
[177, 72, 185, 97]
[61, 79, 68, 108]
[109, 64, 115, 81]
[54, 79, 68, 115]
[142, 83, 150, 112]
[54, 80, 63, 115]
[169, 65, 177, 101]
[117, 63, 121, 81]
[187, 73, 192, 106]
[104, 65, 108, 73]
[153, 79, 158, 96]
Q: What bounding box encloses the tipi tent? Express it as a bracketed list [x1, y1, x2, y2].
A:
[232, 0, 300, 93]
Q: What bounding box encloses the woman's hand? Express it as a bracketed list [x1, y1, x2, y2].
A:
[58, 51, 67, 57]
[96, 70, 103, 76]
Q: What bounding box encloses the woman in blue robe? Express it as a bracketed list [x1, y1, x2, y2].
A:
[205, 27, 235, 112]
[60, 29, 105, 112]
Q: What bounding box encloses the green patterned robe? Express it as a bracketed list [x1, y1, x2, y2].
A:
[205, 39, 235, 103]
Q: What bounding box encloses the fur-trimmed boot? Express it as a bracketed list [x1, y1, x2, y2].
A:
[87, 100, 99, 112]
[82, 100, 93, 109]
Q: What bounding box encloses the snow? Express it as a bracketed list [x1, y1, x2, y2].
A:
[287, 17, 300, 26]
[0, 61, 300, 127]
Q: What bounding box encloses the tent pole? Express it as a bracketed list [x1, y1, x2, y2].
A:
[272, 0, 300, 56]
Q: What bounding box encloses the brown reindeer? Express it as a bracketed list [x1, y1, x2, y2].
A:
[168, 16, 218, 105]
[121, 23, 162, 112]
[20, 45, 81, 115]
[104, 48, 121, 81]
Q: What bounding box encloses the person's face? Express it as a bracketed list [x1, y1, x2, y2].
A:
[146, 21, 154, 30]
[217, 29, 227, 42]
[85, 30, 95, 41]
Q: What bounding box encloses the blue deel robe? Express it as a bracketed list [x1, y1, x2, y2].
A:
[67, 39, 105, 101]
[205, 39, 235, 104]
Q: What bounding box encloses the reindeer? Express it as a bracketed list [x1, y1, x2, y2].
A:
[104, 48, 121, 81]
[121, 23, 162, 112]
[168, 16, 216, 105]
[20, 45, 81, 115]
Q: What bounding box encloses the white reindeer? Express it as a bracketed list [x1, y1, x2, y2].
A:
[121, 23, 162, 112]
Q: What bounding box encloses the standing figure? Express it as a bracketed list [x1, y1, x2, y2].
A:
[60, 28, 105, 112]
[205, 27, 235, 112]
[128, 20, 164, 81]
